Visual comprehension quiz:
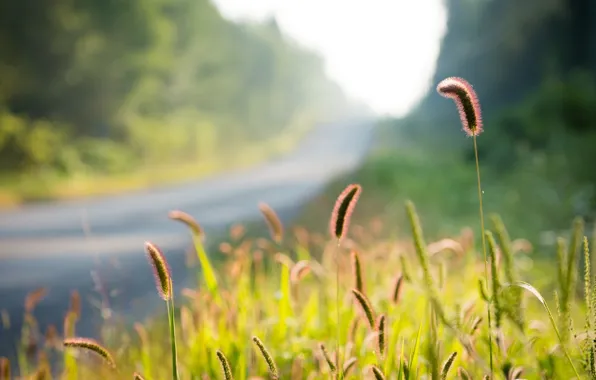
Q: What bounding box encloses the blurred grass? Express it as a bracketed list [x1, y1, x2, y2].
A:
[8, 196, 593, 379]
[296, 123, 579, 246]
[0, 121, 311, 208]
[5, 119, 596, 379]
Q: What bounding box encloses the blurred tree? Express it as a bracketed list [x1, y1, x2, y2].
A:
[0, 0, 352, 176]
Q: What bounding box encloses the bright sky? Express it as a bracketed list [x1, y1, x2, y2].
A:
[213, 0, 447, 116]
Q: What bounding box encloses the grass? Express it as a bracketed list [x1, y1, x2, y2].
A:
[0, 120, 311, 208]
[3, 76, 596, 379]
[6, 186, 596, 379]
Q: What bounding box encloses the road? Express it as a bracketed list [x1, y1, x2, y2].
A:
[0, 118, 374, 363]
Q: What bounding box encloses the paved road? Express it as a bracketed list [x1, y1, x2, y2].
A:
[0, 118, 374, 363]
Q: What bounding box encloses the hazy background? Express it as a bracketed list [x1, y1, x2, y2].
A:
[1, 0, 596, 370]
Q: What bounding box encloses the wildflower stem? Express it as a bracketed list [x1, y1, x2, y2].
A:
[335, 240, 343, 379]
[167, 289, 179, 380]
[473, 134, 493, 377]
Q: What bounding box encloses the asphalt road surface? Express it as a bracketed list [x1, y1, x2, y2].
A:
[0, 118, 374, 364]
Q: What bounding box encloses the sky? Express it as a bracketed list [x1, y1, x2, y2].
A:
[213, 0, 448, 117]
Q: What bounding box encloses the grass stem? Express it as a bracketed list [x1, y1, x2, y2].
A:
[473, 134, 493, 377]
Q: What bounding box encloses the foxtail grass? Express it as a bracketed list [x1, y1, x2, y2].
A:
[252, 336, 279, 379]
[319, 343, 337, 373]
[351, 289, 375, 328]
[216, 350, 234, 380]
[342, 357, 357, 377]
[259, 202, 284, 244]
[169, 210, 219, 299]
[376, 314, 386, 358]
[371, 365, 386, 379]
[329, 183, 362, 376]
[144, 242, 179, 380]
[503, 281, 580, 378]
[63, 337, 116, 368]
[440, 351, 457, 379]
[437, 76, 493, 376]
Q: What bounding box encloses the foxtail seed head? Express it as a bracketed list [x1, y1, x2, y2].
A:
[330, 184, 362, 241]
[258, 202, 284, 244]
[24, 287, 47, 313]
[343, 357, 357, 376]
[144, 242, 172, 301]
[392, 274, 404, 304]
[319, 343, 336, 372]
[441, 351, 457, 379]
[371, 365, 386, 380]
[216, 350, 234, 380]
[169, 210, 203, 237]
[458, 367, 472, 380]
[252, 336, 279, 379]
[290, 260, 311, 284]
[376, 314, 386, 357]
[63, 338, 116, 368]
[351, 289, 375, 328]
[437, 77, 482, 136]
[351, 250, 364, 293]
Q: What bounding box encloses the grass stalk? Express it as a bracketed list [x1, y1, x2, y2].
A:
[167, 292, 179, 380]
[473, 134, 494, 377]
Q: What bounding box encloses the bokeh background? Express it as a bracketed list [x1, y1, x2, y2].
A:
[0, 0, 595, 374]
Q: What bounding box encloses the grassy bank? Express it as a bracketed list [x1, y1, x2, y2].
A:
[5, 116, 595, 378]
[7, 182, 593, 379]
[0, 121, 312, 208]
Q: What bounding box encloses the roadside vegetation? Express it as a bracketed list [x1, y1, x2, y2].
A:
[3, 76, 596, 380]
[0, 0, 358, 206]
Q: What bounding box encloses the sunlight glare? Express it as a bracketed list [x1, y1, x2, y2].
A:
[214, 0, 447, 116]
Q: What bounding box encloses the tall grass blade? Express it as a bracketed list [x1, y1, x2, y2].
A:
[503, 281, 580, 378]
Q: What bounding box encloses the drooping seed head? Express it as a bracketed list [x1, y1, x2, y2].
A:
[319, 343, 336, 372]
[437, 77, 483, 136]
[509, 367, 524, 379]
[24, 287, 48, 313]
[144, 242, 172, 301]
[63, 337, 116, 368]
[351, 250, 364, 293]
[376, 314, 386, 357]
[440, 351, 457, 379]
[351, 289, 375, 328]
[330, 184, 362, 241]
[469, 316, 483, 336]
[252, 336, 278, 379]
[371, 365, 386, 380]
[392, 274, 404, 304]
[290, 260, 311, 284]
[342, 357, 357, 376]
[169, 210, 203, 237]
[216, 350, 234, 380]
[458, 367, 472, 380]
[258, 202, 284, 244]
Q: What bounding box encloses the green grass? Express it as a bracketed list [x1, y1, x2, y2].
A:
[5, 79, 596, 379]
[7, 188, 596, 379]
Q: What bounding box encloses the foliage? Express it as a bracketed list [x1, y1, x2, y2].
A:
[0, 0, 354, 203]
[9, 195, 596, 379]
